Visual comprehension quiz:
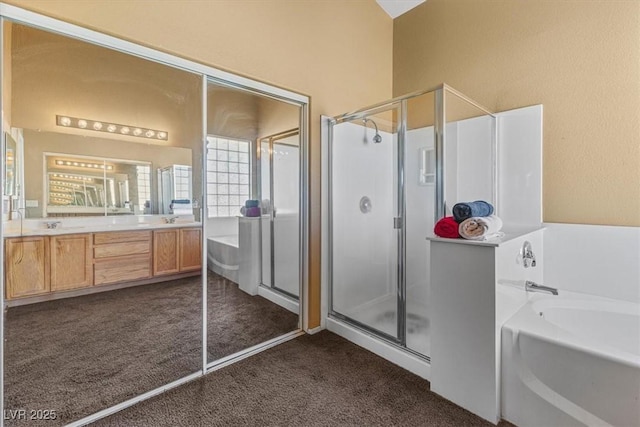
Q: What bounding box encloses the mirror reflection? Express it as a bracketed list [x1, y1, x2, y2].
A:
[205, 82, 300, 363]
[3, 21, 202, 425]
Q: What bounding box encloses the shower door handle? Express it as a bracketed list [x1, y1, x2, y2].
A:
[393, 217, 402, 229]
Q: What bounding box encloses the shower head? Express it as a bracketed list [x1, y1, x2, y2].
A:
[363, 118, 382, 143]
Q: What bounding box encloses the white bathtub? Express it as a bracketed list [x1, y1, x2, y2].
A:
[207, 235, 239, 283]
[501, 291, 640, 427]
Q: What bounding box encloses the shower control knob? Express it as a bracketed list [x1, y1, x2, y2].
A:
[359, 196, 372, 214]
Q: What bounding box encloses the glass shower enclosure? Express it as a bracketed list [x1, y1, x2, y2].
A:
[328, 84, 496, 359]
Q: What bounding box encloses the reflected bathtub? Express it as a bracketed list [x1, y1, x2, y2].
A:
[501, 291, 640, 427]
[207, 235, 239, 283]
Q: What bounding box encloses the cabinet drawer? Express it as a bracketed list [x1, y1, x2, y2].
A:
[94, 241, 151, 258]
[94, 254, 151, 285]
[94, 231, 151, 245]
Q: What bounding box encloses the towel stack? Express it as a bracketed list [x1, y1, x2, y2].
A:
[240, 200, 261, 217]
[433, 200, 503, 241]
[170, 199, 192, 215]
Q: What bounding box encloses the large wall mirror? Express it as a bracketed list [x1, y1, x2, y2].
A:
[2, 20, 203, 425]
[1, 7, 308, 426]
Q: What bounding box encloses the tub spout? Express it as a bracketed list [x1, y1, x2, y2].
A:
[525, 280, 558, 295]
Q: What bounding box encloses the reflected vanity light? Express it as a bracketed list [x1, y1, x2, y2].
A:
[56, 115, 168, 141]
[55, 159, 113, 170]
[52, 173, 93, 182]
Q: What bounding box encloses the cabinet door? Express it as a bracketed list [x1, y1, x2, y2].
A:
[5, 237, 50, 299]
[179, 228, 202, 272]
[153, 229, 179, 275]
[50, 234, 93, 291]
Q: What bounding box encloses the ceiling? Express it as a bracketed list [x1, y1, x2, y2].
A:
[376, 0, 426, 19]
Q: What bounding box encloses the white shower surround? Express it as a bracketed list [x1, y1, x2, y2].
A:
[330, 113, 496, 357]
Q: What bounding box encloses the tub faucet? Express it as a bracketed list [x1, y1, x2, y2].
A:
[525, 280, 558, 296]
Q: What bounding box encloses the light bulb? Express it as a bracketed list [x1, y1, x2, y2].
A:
[78, 119, 88, 129]
[59, 116, 71, 126]
[121, 127, 130, 135]
[133, 128, 143, 136]
[145, 130, 155, 138]
[157, 132, 167, 139]
[107, 124, 117, 132]
[93, 122, 103, 130]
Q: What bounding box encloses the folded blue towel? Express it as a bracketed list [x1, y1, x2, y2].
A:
[245, 199, 259, 208]
[452, 200, 494, 222]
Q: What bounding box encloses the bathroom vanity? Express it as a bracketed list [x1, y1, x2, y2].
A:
[4, 220, 201, 305]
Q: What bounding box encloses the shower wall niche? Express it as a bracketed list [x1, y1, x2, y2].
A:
[327, 85, 496, 359]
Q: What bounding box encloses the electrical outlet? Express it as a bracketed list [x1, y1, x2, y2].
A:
[25, 200, 38, 208]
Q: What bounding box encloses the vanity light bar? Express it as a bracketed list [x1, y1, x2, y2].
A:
[52, 173, 93, 182]
[50, 181, 83, 188]
[56, 115, 168, 141]
[55, 159, 114, 170]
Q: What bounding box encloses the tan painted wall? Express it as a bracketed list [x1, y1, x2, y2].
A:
[394, 0, 640, 227]
[5, 0, 394, 327]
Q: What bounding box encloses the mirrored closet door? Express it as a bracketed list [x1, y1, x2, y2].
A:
[1, 20, 203, 426]
[205, 81, 301, 364]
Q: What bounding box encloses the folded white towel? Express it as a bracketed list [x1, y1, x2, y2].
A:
[459, 215, 504, 241]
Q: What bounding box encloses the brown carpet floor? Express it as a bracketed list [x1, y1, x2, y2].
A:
[92, 331, 513, 427]
[4, 272, 298, 426]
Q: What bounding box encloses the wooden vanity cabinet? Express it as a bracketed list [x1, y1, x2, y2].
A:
[5, 236, 50, 299]
[179, 228, 202, 272]
[5, 226, 201, 302]
[153, 229, 180, 276]
[153, 227, 202, 276]
[50, 233, 93, 291]
[94, 231, 152, 285]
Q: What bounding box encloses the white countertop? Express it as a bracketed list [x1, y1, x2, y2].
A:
[2, 215, 201, 237]
[426, 226, 545, 247]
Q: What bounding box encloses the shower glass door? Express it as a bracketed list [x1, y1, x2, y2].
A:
[260, 130, 300, 300]
[271, 133, 300, 299]
[330, 104, 401, 342]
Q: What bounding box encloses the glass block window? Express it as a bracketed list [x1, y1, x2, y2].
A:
[206, 136, 251, 217]
[136, 165, 151, 212]
[173, 165, 192, 200]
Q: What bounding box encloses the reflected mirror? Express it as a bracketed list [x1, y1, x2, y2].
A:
[4, 132, 16, 196]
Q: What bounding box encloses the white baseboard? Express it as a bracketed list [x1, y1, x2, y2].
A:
[306, 326, 323, 335]
[258, 285, 299, 314]
[326, 317, 430, 380]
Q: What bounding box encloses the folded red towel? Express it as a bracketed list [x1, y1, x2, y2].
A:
[434, 216, 461, 239]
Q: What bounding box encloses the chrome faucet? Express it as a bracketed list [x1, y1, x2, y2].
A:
[163, 216, 178, 224]
[520, 241, 537, 268]
[44, 221, 62, 229]
[525, 280, 558, 295]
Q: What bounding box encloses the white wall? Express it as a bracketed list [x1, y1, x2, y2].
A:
[497, 105, 543, 230]
[449, 115, 495, 207]
[206, 216, 237, 238]
[405, 129, 434, 291]
[543, 223, 640, 303]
